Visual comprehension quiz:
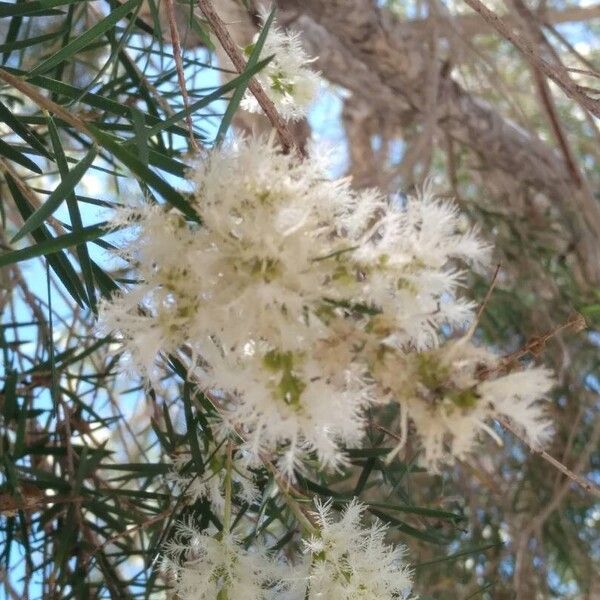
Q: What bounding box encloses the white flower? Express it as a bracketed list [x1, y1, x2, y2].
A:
[162, 521, 289, 599]
[99, 136, 493, 474]
[209, 346, 371, 478]
[169, 441, 259, 513]
[241, 13, 321, 120]
[336, 184, 490, 349]
[303, 499, 414, 599]
[375, 337, 554, 469]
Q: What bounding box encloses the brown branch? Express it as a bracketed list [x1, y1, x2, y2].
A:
[510, 0, 585, 188]
[196, 0, 302, 156]
[497, 415, 600, 499]
[164, 0, 200, 153]
[0, 68, 92, 135]
[419, 5, 600, 39]
[462, 0, 600, 118]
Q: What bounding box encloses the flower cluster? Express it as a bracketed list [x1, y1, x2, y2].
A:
[303, 499, 413, 599]
[241, 14, 321, 120]
[98, 136, 536, 477]
[162, 500, 414, 600]
[375, 337, 554, 469]
[162, 522, 289, 599]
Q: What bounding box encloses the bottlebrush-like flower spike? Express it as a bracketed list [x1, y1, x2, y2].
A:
[99, 136, 497, 475]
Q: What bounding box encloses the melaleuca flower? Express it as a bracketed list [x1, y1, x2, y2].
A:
[302, 499, 413, 599]
[162, 521, 289, 599]
[97, 205, 201, 379]
[375, 337, 554, 469]
[241, 13, 321, 120]
[99, 136, 491, 474]
[169, 441, 259, 513]
[334, 184, 490, 349]
[208, 344, 371, 477]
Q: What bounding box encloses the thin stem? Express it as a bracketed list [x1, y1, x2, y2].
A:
[196, 0, 302, 156]
[222, 442, 233, 534]
[497, 415, 600, 498]
[164, 0, 200, 153]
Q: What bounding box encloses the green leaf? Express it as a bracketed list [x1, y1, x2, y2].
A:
[2, 370, 18, 420]
[368, 507, 452, 545]
[183, 383, 204, 475]
[11, 144, 97, 243]
[0, 138, 42, 173]
[413, 542, 501, 570]
[88, 125, 197, 221]
[130, 107, 149, 166]
[0, 221, 107, 268]
[47, 116, 97, 311]
[0, 99, 50, 158]
[5, 174, 88, 306]
[0, 0, 84, 17]
[0, 28, 65, 54]
[2, 10, 22, 65]
[28, 0, 141, 76]
[215, 8, 276, 144]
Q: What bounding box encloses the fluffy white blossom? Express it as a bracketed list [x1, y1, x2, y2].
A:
[162, 521, 289, 599]
[302, 499, 414, 599]
[336, 184, 490, 349]
[375, 337, 554, 469]
[169, 442, 259, 513]
[241, 13, 321, 120]
[98, 136, 499, 474]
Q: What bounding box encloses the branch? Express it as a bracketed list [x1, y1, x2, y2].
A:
[196, 0, 301, 156]
[409, 5, 600, 39]
[497, 415, 600, 499]
[165, 0, 200, 152]
[462, 0, 600, 118]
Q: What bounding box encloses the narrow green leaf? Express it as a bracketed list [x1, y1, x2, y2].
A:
[216, 8, 276, 144]
[2, 370, 18, 420]
[88, 125, 197, 220]
[0, 28, 65, 54]
[0, 99, 50, 157]
[183, 383, 204, 475]
[0, 138, 42, 173]
[413, 542, 500, 570]
[130, 107, 149, 166]
[0, 221, 107, 268]
[29, 0, 140, 76]
[91, 259, 119, 299]
[0, 0, 83, 17]
[2, 11, 22, 64]
[364, 501, 463, 521]
[5, 174, 88, 306]
[47, 116, 97, 311]
[368, 508, 451, 544]
[11, 144, 97, 242]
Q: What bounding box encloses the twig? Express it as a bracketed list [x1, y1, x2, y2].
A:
[164, 0, 200, 152]
[479, 312, 586, 379]
[196, 0, 301, 156]
[0, 68, 92, 134]
[466, 263, 501, 339]
[497, 415, 600, 498]
[462, 0, 600, 118]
